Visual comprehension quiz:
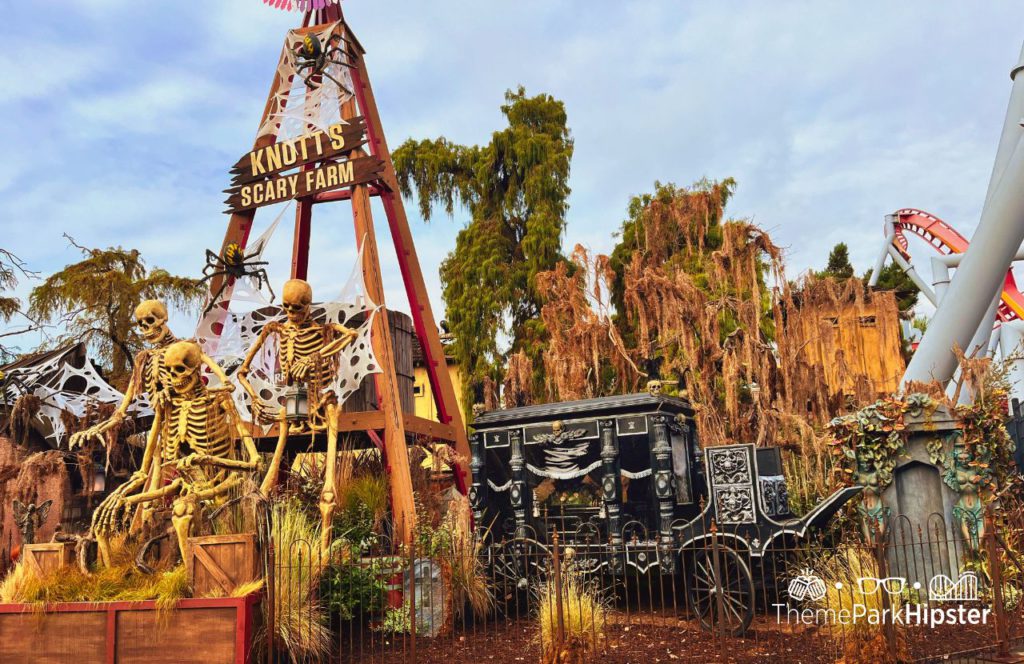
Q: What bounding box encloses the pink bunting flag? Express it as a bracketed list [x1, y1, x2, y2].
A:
[261, 0, 339, 10]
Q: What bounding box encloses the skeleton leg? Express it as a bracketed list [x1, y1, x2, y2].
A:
[170, 492, 198, 563]
[259, 407, 289, 496]
[319, 402, 341, 552]
[171, 474, 243, 562]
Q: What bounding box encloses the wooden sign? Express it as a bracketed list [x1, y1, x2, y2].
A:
[230, 117, 368, 186]
[224, 155, 385, 213]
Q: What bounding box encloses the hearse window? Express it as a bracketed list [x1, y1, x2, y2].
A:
[670, 431, 692, 504]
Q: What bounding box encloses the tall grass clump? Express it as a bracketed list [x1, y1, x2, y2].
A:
[0, 535, 188, 610]
[264, 498, 333, 662]
[806, 544, 907, 663]
[537, 565, 607, 664]
[439, 492, 492, 621]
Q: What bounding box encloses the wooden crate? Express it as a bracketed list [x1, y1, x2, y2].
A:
[22, 542, 74, 576]
[0, 593, 260, 664]
[187, 534, 259, 597]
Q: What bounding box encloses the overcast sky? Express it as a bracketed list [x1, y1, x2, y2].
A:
[2, 1, 1023, 349]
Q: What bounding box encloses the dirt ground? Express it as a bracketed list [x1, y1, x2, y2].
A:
[335, 614, 1012, 664]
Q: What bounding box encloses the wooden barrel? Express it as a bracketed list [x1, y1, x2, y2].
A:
[341, 309, 415, 414]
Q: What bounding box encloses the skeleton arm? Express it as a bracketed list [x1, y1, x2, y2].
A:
[321, 323, 359, 359]
[91, 406, 163, 544]
[125, 478, 183, 505]
[292, 323, 359, 379]
[236, 324, 275, 421]
[69, 365, 141, 449]
[135, 404, 164, 483]
[201, 351, 234, 391]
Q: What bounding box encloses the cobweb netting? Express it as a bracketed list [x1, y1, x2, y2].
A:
[203, 204, 289, 312]
[1, 346, 142, 446]
[195, 231, 381, 434]
[258, 20, 355, 142]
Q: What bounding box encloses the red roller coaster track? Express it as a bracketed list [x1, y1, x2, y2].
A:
[888, 208, 1024, 322]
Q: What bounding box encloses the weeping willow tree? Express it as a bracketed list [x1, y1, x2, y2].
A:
[0, 249, 37, 363]
[613, 179, 790, 446]
[534, 245, 639, 401]
[29, 237, 203, 387]
[534, 179, 804, 448]
[393, 87, 573, 408]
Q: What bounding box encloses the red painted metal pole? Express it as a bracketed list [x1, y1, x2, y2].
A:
[291, 196, 313, 280]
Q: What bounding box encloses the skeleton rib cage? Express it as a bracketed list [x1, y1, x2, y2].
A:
[159, 392, 236, 467]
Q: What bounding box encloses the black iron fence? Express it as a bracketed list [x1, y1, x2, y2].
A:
[258, 506, 1024, 663]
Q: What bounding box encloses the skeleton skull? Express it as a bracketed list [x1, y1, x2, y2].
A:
[134, 300, 169, 344]
[164, 341, 202, 394]
[282, 279, 313, 324]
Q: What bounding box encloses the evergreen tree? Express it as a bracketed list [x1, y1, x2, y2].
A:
[863, 262, 919, 314]
[393, 87, 573, 405]
[820, 242, 854, 280]
[29, 236, 203, 385]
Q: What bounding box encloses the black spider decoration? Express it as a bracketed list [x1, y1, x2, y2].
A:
[293, 32, 353, 91]
[200, 243, 274, 313]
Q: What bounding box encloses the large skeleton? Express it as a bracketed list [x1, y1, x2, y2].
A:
[69, 300, 230, 449]
[91, 341, 260, 565]
[238, 279, 358, 550]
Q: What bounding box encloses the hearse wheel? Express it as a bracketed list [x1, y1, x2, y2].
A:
[686, 544, 754, 636]
[489, 538, 549, 609]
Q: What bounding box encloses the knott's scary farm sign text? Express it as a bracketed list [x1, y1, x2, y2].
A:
[224, 117, 385, 214]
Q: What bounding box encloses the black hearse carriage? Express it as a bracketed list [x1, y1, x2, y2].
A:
[469, 392, 860, 634]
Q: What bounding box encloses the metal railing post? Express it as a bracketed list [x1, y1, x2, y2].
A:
[872, 523, 899, 663]
[552, 530, 566, 647]
[409, 539, 417, 663]
[983, 509, 1010, 659]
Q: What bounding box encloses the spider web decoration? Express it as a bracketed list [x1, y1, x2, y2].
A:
[195, 241, 381, 431]
[262, 0, 339, 11]
[1, 345, 144, 446]
[258, 21, 354, 143]
[203, 205, 288, 318]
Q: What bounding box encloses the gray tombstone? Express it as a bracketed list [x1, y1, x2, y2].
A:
[881, 405, 964, 587]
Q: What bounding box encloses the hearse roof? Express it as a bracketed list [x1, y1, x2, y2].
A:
[472, 392, 695, 429]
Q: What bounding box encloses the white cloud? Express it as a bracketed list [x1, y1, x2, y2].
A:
[2, 0, 1024, 353]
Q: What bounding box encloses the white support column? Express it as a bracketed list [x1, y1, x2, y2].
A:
[904, 42, 1024, 387]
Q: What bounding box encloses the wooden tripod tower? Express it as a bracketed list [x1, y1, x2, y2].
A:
[210, 4, 469, 544]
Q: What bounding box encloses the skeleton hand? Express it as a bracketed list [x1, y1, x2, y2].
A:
[151, 389, 172, 410]
[292, 353, 321, 380]
[251, 399, 273, 424]
[70, 424, 106, 450]
[91, 489, 131, 536]
[70, 414, 120, 450]
[177, 453, 212, 470]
